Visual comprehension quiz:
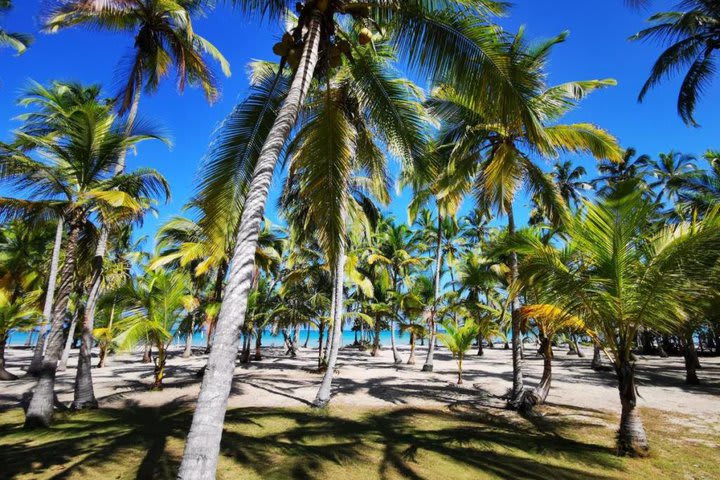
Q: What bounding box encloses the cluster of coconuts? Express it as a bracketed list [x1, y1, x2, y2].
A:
[272, 0, 374, 69]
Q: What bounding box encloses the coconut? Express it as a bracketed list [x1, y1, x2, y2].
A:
[273, 42, 288, 57]
[358, 27, 372, 45]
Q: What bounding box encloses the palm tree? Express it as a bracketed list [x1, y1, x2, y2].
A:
[0, 289, 41, 380]
[675, 150, 720, 217]
[428, 30, 622, 408]
[438, 318, 479, 384]
[645, 151, 697, 206]
[0, 88, 169, 427]
[0, 0, 32, 54]
[44, 1, 229, 388]
[114, 269, 197, 388]
[593, 147, 651, 197]
[630, 0, 720, 125]
[512, 183, 720, 455]
[552, 160, 591, 208]
[178, 2, 526, 473]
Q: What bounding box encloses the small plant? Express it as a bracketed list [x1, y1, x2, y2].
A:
[438, 319, 479, 385]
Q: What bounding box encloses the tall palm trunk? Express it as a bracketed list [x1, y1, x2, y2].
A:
[312, 239, 346, 407]
[57, 310, 79, 372]
[25, 215, 82, 428]
[591, 343, 603, 370]
[317, 320, 325, 367]
[177, 13, 323, 478]
[73, 92, 141, 406]
[0, 333, 16, 380]
[389, 319, 402, 364]
[615, 359, 649, 457]
[28, 218, 64, 375]
[423, 214, 443, 372]
[371, 314, 381, 356]
[682, 333, 700, 385]
[507, 206, 525, 408]
[407, 332, 416, 365]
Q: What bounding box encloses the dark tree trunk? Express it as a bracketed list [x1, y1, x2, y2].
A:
[254, 328, 263, 361]
[616, 360, 649, 457]
[240, 334, 251, 364]
[371, 315, 381, 357]
[682, 334, 700, 385]
[143, 345, 152, 363]
[317, 321, 325, 368]
[205, 262, 228, 354]
[25, 216, 83, 428]
[0, 333, 18, 380]
[591, 344, 603, 370]
[422, 214, 443, 373]
[152, 346, 166, 389]
[303, 324, 311, 348]
[477, 336, 484, 356]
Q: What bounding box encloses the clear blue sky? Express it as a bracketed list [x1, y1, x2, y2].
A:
[1, 0, 718, 245]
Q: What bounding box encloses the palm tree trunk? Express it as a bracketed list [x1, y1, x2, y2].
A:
[477, 335, 484, 356]
[591, 343, 603, 370]
[371, 314, 381, 356]
[153, 345, 166, 390]
[177, 13, 323, 477]
[143, 344, 152, 363]
[312, 240, 346, 408]
[507, 206, 525, 409]
[317, 320, 325, 368]
[254, 327, 263, 361]
[574, 335, 585, 358]
[390, 320, 403, 364]
[615, 360, 649, 457]
[422, 214, 443, 372]
[57, 311, 78, 372]
[0, 332, 17, 381]
[682, 333, 700, 385]
[28, 218, 64, 375]
[25, 216, 82, 428]
[457, 356, 463, 385]
[535, 337, 553, 404]
[205, 262, 228, 354]
[183, 331, 193, 358]
[407, 332, 416, 365]
[72, 231, 109, 410]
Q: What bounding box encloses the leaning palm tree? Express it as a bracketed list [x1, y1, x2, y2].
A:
[428, 29, 623, 408]
[512, 183, 720, 456]
[631, 0, 720, 125]
[0, 0, 32, 54]
[0, 91, 169, 427]
[178, 2, 526, 474]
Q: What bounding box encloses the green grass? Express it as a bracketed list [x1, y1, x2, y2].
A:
[0, 404, 717, 479]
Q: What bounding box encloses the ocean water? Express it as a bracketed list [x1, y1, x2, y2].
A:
[7, 328, 413, 349]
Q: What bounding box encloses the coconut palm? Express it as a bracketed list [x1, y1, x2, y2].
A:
[676, 150, 720, 217]
[552, 160, 591, 208]
[0, 0, 32, 55]
[428, 30, 622, 408]
[593, 147, 651, 197]
[438, 318, 479, 384]
[630, 0, 720, 125]
[0, 88, 169, 427]
[178, 2, 528, 472]
[114, 269, 198, 388]
[511, 183, 720, 455]
[0, 289, 41, 380]
[645, 151, 698, 206]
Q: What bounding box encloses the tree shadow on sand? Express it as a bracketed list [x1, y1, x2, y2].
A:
[0, 402, 629, 480]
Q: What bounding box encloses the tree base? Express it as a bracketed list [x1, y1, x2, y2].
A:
[0, 369, 18, 381]
[70, 399, 98, 410]
[421, 364, 433, 372]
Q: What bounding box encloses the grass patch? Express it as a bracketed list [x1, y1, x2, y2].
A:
[0, 404, 717, 479]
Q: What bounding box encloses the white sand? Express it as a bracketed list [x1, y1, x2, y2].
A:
[3, 343, 719, 427]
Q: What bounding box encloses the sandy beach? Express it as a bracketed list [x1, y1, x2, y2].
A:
[3, 343, 719, 428]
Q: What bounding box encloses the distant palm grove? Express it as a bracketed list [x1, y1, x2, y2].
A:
[1, 1, 720, 479]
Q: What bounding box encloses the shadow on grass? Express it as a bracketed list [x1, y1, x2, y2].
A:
[0, 403, 623, 480]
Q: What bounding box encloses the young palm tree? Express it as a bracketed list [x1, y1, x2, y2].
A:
[438, 318, 479, 384]
[428, 30, 623, 408]
[0, 89, 169, 427]
[114, 269, 198, 388]
[630, 0, 720, 125]
[512, 183, 720, 455]
[178, 2, 524, 473]
[0, 0, 32, 54]
[0, 289, 41, 380]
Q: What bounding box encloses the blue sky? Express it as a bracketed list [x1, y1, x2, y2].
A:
[1, 0, 718, 246]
